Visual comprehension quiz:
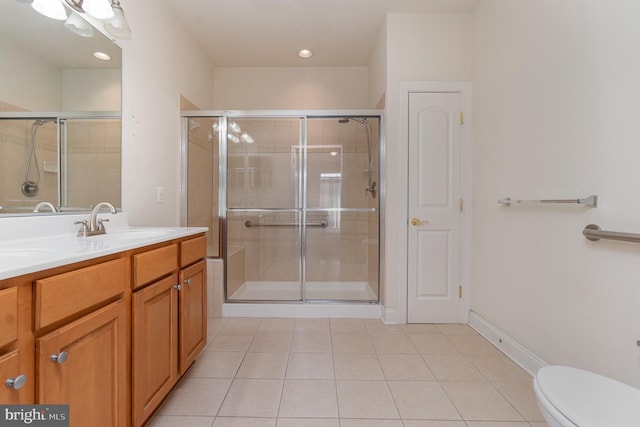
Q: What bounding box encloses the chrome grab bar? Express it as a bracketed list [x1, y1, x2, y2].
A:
[498, 195, 598, 208]
[583, 224, 640, 243]
[244, 220, 328, 228]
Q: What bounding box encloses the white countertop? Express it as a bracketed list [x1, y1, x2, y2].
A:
[0, 213, 208, 280]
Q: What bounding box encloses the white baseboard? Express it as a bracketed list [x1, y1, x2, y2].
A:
[468, 311, 547, 376]
[381, 307, 403, 324]
[222, 303, 382, 319]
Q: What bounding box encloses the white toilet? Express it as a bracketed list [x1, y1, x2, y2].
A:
[533, 365, 640, 427]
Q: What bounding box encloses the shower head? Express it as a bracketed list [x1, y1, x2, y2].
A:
[338, 117, 368, 125]
[34, 119, 55, 127]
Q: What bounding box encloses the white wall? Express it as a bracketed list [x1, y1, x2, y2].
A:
[382, 13, 473, 317]
[212, 67, 369, 109]
[367, 20, 387, 109]
[119, 0, 214, 226]
[62, 69, 121, 111]
[472, 0, 640, 387]
[0, 38, 61, 111]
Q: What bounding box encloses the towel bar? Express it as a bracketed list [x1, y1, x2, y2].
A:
[498, 195, 598, 208]
[244, 220, 328, 228]
[583, 224, 640, 243]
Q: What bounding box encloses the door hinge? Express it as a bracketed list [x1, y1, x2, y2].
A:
[459, 198, 463, 211]
[459, 112, 464, 125]
[458, 286, 462, 299]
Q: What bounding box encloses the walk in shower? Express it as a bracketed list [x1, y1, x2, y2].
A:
[183, 112, 381, 304]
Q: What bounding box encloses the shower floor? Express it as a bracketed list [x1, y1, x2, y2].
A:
[229, 281, 377, 301]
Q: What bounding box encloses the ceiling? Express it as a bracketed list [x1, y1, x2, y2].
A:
[161, 0, 478, 67]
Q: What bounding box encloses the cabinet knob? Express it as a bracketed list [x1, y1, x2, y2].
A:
[183, 278, 191, 285]
[173, 284, 182, 291]
[50, 351, 68, 364]
[5, 374, 26, 390]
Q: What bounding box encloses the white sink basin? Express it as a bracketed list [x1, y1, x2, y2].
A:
[0, 248, 56, 262]
[104, 228, 176, 241]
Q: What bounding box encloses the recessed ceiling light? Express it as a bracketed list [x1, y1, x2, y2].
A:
[93, 51, 111, 61]
[297, 49, 313, 59]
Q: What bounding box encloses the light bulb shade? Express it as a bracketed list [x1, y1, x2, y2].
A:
[64, 12, 94, 37]
[83, 0, 114, 20]
[228, 122, 241, 134]
[104, 3, 131, 40]
[240, 133, 254, 144]
[32, 0, 67, 20]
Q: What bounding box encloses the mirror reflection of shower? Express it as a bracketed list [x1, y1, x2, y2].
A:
[22, 119, 54, 197]
[338, 117, 377, 198]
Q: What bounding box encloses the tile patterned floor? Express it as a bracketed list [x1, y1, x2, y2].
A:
[147, 318, 548, 427]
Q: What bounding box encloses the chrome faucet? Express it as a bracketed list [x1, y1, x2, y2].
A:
[76, 202, 117, 237]
[33, 201, 57, 213]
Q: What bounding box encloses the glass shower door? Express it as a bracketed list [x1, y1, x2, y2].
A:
[304, 117, 380, 301]
[226, 117, 303, 301]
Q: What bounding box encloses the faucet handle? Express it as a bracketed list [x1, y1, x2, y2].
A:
[97, 218, 110, 230]
[75, 220, 89, 237]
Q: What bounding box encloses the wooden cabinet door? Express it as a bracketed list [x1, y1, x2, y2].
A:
[178, 260, 207, 373]
[37, 300, 127, 427]
[132, 274, 179, 427]
[0, 350, 26, 404]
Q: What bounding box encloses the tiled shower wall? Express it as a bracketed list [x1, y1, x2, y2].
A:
[0, 102, 58, 212]
[65, 119, 121, 209]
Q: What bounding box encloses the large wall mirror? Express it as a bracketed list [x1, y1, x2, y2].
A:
[0, 0, 122, 216]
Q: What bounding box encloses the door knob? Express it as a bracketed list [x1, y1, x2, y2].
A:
[411, 218, 428, 226]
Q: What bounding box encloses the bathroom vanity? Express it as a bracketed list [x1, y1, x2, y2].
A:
[0, 214, 207, 426]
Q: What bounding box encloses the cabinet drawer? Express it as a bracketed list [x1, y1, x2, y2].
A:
[180, 235, 207, 267]
[133, 244, 178, 289]
[35, 258, 126, 330]
[0, 287, 18, 348]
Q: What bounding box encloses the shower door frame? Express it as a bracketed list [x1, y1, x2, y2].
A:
[181, 109, 384, 305]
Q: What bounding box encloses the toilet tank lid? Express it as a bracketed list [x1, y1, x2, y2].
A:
[536, 365, 640, 427]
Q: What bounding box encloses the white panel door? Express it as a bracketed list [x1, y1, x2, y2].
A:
[407, 92, 462, 323]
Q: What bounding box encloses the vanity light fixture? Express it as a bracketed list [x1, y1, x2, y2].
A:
[63, 0, 114, 20]
[104, 0, 131, 40]
[64, 11, 95, 37]
[22, 0, 132, 40]
[228, 121, 241, 134]
[32, 0, 67, 20]
[297, 49, 313, 59]
[240, 133, 254, 144]
[93, 51, 111, 60]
